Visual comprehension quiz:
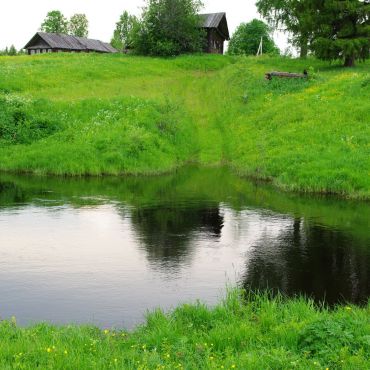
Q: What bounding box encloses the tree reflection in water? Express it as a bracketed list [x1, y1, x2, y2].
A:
[242, 218, 370, 305]
[130, 205, 224, 268]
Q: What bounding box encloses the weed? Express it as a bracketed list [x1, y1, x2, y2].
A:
[0, 290, 368, 369]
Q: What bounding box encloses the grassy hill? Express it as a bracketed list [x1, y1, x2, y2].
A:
[0, 53, 369, 198]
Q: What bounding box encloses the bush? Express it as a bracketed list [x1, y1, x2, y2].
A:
[0, 95, 60, 144]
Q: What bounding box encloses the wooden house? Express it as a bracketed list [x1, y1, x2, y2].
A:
[24, 32, 117, 55]
[199, 13, 230, 54]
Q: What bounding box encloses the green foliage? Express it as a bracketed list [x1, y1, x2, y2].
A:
[68, 14, 89, 38]
[256, 0, 312, 57]
[310, 0, 370, 66]
[0, 291, 368, 369]
[8, 45, 17, 56]
[228, 19, 279, 55]
[40, 10, 68, 34]
[134, 0, 205, 56]
[0, 45, 19, 56]
[257, 0, 370, 65]
[111, 11, 139, 52]
[0, 94, 60, 145]
[299, 314, 370, 366]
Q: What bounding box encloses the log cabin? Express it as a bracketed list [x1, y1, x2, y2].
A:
[24, 32, 117, 55]
[199, 13, 230, 54]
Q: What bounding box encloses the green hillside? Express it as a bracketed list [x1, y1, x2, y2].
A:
[0, 53, 369, 198]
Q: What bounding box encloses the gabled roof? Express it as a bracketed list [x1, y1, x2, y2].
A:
[24, 32, 117, 53]
[199, 13, 230, 40]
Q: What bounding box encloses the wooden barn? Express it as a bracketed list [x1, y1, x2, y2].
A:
[199, 13, 230, 54]
[24, 32, 117, 55]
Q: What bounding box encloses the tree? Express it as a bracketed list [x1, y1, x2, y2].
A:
[228, 19, 279, 55]
[134, 0, 204, 56]
[256, 0, 312, 58]
[111, 11, 139, 52]
[41, 10, 68, 34]
[8, 45, 17, 56]
[310, 0, 370, 67]
[69, 14, 89, 38]
[257, 0, 370, 65]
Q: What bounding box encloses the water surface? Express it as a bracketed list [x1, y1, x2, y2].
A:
[0, 167, 369, 328]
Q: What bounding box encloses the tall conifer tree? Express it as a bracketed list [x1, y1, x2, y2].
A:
[310, 0, 369, 66]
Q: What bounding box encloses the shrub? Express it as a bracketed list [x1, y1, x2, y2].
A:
[0, 95, 60, 144]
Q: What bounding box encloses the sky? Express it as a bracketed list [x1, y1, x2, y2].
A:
[0, 0, 289, 51]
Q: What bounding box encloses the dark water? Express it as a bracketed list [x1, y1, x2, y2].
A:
[0, 167, 369, 328]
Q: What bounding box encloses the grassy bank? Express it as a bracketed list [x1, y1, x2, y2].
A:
[0, 54, 369, 198]
[0, 291, 369, 369]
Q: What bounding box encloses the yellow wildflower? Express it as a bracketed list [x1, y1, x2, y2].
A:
[46, 348, 52, 353]
[104, 329, 109, 334]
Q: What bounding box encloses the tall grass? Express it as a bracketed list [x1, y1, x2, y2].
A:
[0, 290, 368, 369]
[0, 53, 369, 197]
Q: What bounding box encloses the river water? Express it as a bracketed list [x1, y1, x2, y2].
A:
[0, 167, 369, 328]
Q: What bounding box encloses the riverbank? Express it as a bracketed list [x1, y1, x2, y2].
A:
[0, 54, 369, 198]
[1, 291, 369, 369]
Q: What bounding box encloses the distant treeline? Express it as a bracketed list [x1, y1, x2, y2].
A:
[0, 45, 24, 56]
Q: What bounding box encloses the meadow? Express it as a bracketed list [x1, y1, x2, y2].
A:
[0, 291, 369, 369]
[0, 53, 369, 198]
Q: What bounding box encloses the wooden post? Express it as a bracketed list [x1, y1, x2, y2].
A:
[257, 37, 263, 56]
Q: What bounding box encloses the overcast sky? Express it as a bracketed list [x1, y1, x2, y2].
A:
[0, 0, 288, 51]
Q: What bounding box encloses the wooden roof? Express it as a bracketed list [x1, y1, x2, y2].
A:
[199, 13, 230, 40]
[24, 32, 117, 53]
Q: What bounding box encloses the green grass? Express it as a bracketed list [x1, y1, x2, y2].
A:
[0, 291, 369, 369]
[0, 53, 369, 198]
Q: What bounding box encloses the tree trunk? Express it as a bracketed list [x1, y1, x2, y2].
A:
[344, 55, 355, 67]
[299, 34, 308, 58]
[300, 42, 308, 58]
